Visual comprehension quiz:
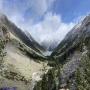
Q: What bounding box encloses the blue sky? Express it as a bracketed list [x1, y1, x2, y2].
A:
[0, 0, 90, 44]
[52, 0, 90, 22]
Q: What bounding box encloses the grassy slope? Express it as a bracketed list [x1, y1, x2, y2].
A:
[0, 32, 49, 90]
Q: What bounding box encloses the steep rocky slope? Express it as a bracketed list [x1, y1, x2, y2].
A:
[52, 15, 90, 63]
[33, 15, 90, 90]
[51, 15, 90, 89]
[0, 14, 45, 54]
[0, 14, 49, 90]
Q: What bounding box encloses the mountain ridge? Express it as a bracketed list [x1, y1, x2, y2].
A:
[50, 14, 90, 89]
[51, 15, 90, 60]
[0, 14, 45, 54]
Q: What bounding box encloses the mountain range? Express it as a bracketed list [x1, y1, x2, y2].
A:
[0, 13, 90, 90]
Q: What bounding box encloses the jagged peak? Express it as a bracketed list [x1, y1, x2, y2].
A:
[0, 13, 6, 18]
[82, 14, 90, 25]
[0, 13, 8, 23]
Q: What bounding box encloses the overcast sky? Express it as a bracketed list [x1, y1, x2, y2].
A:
[0, 0, 90, 43]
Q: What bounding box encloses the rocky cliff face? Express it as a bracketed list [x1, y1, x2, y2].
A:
[0, 14, 49, 90]
[52, 15, 90, 62]
[0, 14, 45, 54]
[51, 15, 90, 89]
[32, 15, 90, 90]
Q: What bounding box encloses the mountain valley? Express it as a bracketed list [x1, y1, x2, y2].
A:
[0, 13, 90, 90]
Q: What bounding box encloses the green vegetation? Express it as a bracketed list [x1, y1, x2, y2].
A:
[0, 39, 6, 73]
[10, 38, 47, 61]
[75, 46, 90, 90]
[0, 39, 31, 84]
[34, 60, 61, 90]
[3, 70, 31, 84]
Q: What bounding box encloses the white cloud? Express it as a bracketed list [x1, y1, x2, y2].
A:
[0, 0, 56, 27]
[0, 0, 4, 12]
[27, 13, 75, 44]
[28, 0, 55, 16]
[0, 0, 75, 47]
[0, 0, 55, 19]
[10, 12, 75, 45]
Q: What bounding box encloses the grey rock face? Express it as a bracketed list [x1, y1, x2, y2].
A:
[52, 15, 90, 58]
[51, 15, 90, 89]
[0, 13, 45, 54]
[60, 51, 82, 88]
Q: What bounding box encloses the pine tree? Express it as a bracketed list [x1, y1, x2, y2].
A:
[75, 44, 90, 90]
[0, 39, 6, 74]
